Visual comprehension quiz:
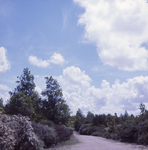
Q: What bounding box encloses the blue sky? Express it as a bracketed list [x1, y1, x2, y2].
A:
[0, 0, 148, 116]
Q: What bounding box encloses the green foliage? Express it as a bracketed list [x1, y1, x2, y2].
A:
[87, 111, 94, 118]
[74, 109, 85, 131]
[32, 122, 58, 148]
[92, 114, 107, 126]
[139, 103, 146, 115]
[67, 115, 76, 128]
[55, 125, 73, 141]
[5, 91, 35, 118]
[5, 68, 41, 121]
[0, 98, 4, 108]
[41, 76, 70, 125]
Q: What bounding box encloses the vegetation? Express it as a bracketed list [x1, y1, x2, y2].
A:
[74, 104, 148, 145]
[2, 67, 148, 148]
[3, 67, 73, 149]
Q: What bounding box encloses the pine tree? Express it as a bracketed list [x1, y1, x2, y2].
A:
[41, 76, 70, 125]
[5, 68, 41, 120]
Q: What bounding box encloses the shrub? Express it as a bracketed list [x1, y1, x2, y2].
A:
[32, 122, 58, 148]
[79, 124, 100, 135]
[40, 120, 55, 127]
[0, 114, 40, 150]
[137, 120, 148, 145]
[117, 123, 137, 143]
[55, 125, 73, 141]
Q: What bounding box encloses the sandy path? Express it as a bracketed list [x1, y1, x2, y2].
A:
[53, 132, 148, 150]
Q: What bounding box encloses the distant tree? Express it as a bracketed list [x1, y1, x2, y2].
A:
[5, 68, 41, 120]
[139, 103, 146, 115]
[0, 98, 4, 108]
[74, 109, 85, 131]
[124, 110, 129, 117]
[41, 76, 70, 125]
[87, 111, 94, 118]
[92, 114, 107, 126]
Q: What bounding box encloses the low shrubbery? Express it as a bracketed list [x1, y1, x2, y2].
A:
[74, 105, 148, 146]
[55, 125, 73, 141]
[32, 122, 73, 149]
[32, 122, 58, 148]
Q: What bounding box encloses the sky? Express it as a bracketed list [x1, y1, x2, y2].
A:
[0, 0, 148, 116]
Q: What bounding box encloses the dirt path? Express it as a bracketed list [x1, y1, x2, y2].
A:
[53, 132, 148, 150]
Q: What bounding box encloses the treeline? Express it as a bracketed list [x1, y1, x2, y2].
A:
[0, 68, 73, 149]
[73, 105, 148, 145]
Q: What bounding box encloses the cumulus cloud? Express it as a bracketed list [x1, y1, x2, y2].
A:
[28, 53, 65, 68]
[57, 66, 148, 115]
[0, 92, 10, 105]
[28, 55, 50, 68]
[74, 0, 148, 71]
[0, 47, 10, 72]
[0, 84, 10, 91]
[50, 53, 65, 65]
[0, 84, 10, 105]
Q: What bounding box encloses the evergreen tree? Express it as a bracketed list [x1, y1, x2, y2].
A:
[124, 110, 129, 117]
[139, 103, 145, 115]
[5, 68, 41, 120]
[74, 109, 84, 131]
[0, 98, 4, 108]
[87, 111, 94, 118]
[41, 76, 70, 125]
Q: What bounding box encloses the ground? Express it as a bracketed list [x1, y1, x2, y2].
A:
[49, 132, 148, 150]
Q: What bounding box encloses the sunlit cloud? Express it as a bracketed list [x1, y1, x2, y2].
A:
[0, 47, 10, 72]
[74, 0, 148, 71]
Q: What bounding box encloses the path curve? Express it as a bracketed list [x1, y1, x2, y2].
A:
[55, 132, 148, 150]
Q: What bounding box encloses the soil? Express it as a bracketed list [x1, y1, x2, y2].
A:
[49, 132, 148, 150]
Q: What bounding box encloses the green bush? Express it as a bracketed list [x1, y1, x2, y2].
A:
[40, 120, 55, 127]
[32, 122, 58, 148]
[55, 125, 73, 141]
[79, 124, 100, 135]
[137, 120, 148, 145]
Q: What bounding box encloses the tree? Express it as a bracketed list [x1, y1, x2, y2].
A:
[87, 111, 94, 118]
[139, 103, 145, 115]
[5, 68, 41, 120]
[74, 109, 85, 131]
[41, 76, 70, 125]
[124, 110, 129, 118]
[0, 98, 4, 108]
[11, 67, 35, 96]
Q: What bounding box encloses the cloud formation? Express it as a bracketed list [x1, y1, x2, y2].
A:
[28, 53, 65, 68]
[0, 84, 10, 91]
[0, 47, 10, 72]
[57, 66, 148, 115]
[0, 84, 10, 105]
[74, 0, 148, 71]
[28, 55, 50, 68]
[50, 53, 65, 65]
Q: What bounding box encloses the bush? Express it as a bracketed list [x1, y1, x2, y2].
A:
[0, 114, 40, 150]
[32, 122, 58, 148]
[137, 120, 148, 145]
[117, 123, 137, 143]
[79, 124, 100, 135]
[55, 125, 73, 141]
[40, 120, 55, 127]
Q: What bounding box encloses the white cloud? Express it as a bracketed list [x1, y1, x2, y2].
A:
[0, 47, 10, 72]
[28, 55, 50, 68]
[0, 84, 10, 91]
[0, 84, 10, 105]
[50, 53, 65, 65]
[0, 92, 10, 105]
[74, 0, 148, 71]
[56, 66, 148, 115]
[28, 53, 65, 68]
